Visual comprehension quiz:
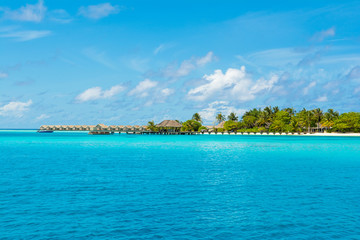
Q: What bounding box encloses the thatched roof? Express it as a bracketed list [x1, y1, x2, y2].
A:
[215, 121, 225, 129]
[156, 120, 182, 128]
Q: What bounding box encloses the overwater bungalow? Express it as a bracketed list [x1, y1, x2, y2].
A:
[156, 120, 182, 134]
[65, 125, 74, 131]
[109, 125, 117, 131]
[140, 125, 148, 131]
[40, 125, 48, 130]
[89, 124, 112, 135]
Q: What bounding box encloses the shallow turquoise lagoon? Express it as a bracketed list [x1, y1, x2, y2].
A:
[1, 131, 360, 239]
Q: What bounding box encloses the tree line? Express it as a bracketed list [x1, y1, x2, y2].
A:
[148, 107, 360, 133]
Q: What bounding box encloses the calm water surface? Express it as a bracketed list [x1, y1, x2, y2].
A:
[0, 131, 360, 239]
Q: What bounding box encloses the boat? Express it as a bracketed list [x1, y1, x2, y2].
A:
[37, 130, 54, 133]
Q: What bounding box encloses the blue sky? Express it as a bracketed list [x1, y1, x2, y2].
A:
[1, 0, 360, 128]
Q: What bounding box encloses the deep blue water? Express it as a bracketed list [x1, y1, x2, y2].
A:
[1, 131, 360, 239]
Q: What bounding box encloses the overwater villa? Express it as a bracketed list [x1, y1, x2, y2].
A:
[156, 120, 182, 134]
[39, 120, 186, 135]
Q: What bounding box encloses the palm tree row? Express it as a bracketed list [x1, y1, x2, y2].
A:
[148, 107, 360, 133]
[218, 107, 359, 133]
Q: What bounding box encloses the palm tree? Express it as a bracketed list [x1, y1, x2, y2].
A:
[147, 121, 158, 132]
[306, 110, 314, 133]
[327, 109, 339, 120]
[312, 108, 323, 131]
[296, 108, 313, 132]
[322, 109, 339, 128]
[192, 113, 202, 123]
[216, 113, 225, 124]
[264, 106, 272, 116]
[227, 112, 238, 121]
[257, 110, 270, 128]
[283, 107, 296, 116]
[272, 106, 279, 114]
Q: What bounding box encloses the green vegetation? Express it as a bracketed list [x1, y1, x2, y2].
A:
[198, 126, 208, 132]
[332, 112, 360, 132]
[219, 107, 359, 133]
[192, 113, 202, 123]
[147, 121, 158, 132]
[216, 113, 225, 124]
[150, 108, 360, 133]
[181, 120, 202, 132]
[227, 112, 238, 121]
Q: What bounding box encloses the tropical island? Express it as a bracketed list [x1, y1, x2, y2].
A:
[39, 107, 360, 135]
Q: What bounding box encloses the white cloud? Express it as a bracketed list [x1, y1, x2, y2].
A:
[0, 30, 51, 41]
[154, 44, 165, 55]
[316, 95, 328, 102]
[103, 85, 124, 98]
[36, 113, 50, 121]
[164, 51, 215, 78]
[129, 79, 158, 97]
[196, 51, 214, 66]
[0, 72, 8, 78]
[303, 81, 316, 95]
[78, 3, 120, 20]
[311, 27, 335, 42]
[0, 100, 32, 117]
[0, 0, 46, 22]
[161, 88, 174, 97]
[76, 85, 124, 102]
[173, 60, 195, 77]
[48, 9, 72, 23]
[188, 66, 278, 101]
[143, 88, 175, 106]
[154, 43, 174, 55]
[199, 101, 247, 124]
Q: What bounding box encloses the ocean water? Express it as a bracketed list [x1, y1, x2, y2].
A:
[0, 131, 360, 239]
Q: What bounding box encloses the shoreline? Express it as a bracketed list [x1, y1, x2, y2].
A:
[1, 129, 360, 137]
[206, 132, 360, 137]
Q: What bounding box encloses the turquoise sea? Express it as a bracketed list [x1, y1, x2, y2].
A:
[1, 131, 360, 239]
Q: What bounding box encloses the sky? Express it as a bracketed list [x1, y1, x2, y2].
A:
[1, 0, 360, 128]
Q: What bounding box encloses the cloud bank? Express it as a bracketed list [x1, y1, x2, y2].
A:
[0, 100, 32, 117]
[164, 52, 215, 78]
[129, 79, 158, 98]
[78, 3, 120, 20]
[188, 66, 278, 101]
[0, 0, 46, 22]
[76, 85, 124, 102]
